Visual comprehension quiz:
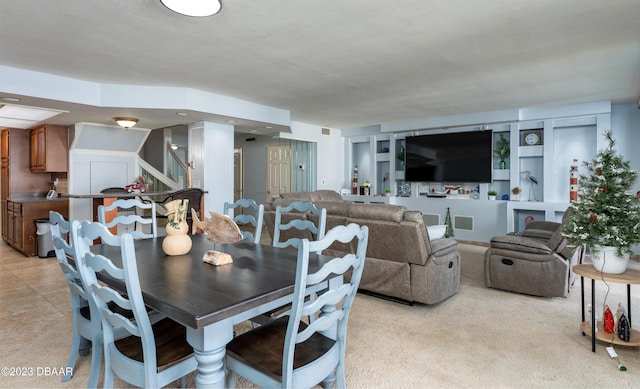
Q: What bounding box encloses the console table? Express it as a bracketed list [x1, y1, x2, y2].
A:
[573, 264, 640, 352]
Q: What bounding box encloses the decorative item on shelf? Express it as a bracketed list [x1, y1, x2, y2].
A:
[603, 305, 614, 334]
[494, 133, 510, 169]
[360, 180, 371, 196]
[192, 209, 242, 266]
[352, 165, 358, 195]
[444, 207, 454, 238]
[396, 145, 405, 171]
[523, 170, 538, 201]
[569, 159, 579, 202]
[488, 190, 497, 200]
[616, 304, 630, 342]
[523, 130, 542, 146]
[398, 183, 411, 197]
[162, 199, 192, 256]
[385, 188, 392, 197]
[511, 186, 521, 201]
[501, 194, 509, 201]
[563, 131, 640, 274]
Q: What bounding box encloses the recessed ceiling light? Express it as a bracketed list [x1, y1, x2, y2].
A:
[1, 97, 21, 102]
[226, 119, 237, 124]
[160, 0, 221, 17]
[265, 126, 273, 129]
[250, 130, 258, 133]
[176, 112, 189, 116]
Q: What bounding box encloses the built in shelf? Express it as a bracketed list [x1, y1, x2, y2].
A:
[579, 321, 640, 348]
[376, 153, 390, 162]
[518, 145, 543, 157]
[493, 169, 510, 180]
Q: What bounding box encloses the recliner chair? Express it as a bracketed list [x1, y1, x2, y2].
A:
[484, 209, 582, 297]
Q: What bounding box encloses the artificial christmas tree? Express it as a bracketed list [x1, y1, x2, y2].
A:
[563, 131, 640, 273]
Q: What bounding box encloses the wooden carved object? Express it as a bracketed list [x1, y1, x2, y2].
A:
[192, 209, 243, 266]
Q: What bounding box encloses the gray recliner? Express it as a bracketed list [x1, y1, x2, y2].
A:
[484, 209, 582, 298]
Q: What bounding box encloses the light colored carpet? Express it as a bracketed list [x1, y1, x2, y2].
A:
[0, 243, 637, 388]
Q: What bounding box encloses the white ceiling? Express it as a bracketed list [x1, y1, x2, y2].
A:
[0, 0, 639, 134]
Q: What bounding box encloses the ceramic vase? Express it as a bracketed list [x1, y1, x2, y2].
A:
[162, 220, 192, 256]
[591, 245, 629, 274]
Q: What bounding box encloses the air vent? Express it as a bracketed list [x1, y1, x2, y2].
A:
[321, 128, 331, 135]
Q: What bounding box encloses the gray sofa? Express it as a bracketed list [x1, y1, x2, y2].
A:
[263, 190, 461, 305]
[484, 209, 581, 298]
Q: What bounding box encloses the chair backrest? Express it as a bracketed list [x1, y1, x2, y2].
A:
[71, 220, 160, 387]
[224, 198, 264, 244]
[272, 201, 327, 250]
[164, 188, 205, 218]
[98, 198, 157, 239]
[283, 223, 368, 387]
[50, 211, 85, 302]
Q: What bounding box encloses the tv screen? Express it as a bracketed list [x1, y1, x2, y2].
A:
[405, 131, 493, 183]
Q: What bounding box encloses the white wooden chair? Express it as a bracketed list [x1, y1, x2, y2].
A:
[223, 198, 264, 244]
[97, 198, 157, 239]
[272, 201, 327, 253]
[225, 223, 369, 389]
[71, 220, 197, 388]
[50, 211, 102, 388]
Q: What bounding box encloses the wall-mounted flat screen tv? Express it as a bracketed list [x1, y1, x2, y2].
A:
[405, 131, 493, 183]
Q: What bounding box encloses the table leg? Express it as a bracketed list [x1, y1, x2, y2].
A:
[627, 284, 632, 327]
[580, 276, 585, 333]
[186, 321, 234, 388]
[591, 278, 596, 352]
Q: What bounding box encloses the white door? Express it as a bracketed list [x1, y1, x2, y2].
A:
[266, 143, 291, 203]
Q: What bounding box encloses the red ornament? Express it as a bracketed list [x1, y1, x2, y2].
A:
[596, 167, 603, 175]
[589, 214, 597, 222]
[603, 305, 614, 334]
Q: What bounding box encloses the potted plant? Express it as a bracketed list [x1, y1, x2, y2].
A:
[563, 131, 640, 274]
[487, 190, 497, 200]
[494, 134, 510, 169]
[385, 188, 392, 197]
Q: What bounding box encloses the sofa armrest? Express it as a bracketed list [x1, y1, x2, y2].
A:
[524, 220, 560, 232]
[429, 238, 458, 257]
[489, 235, 554, 255]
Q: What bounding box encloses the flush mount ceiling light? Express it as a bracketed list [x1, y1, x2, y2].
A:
[0, 103, 67, 129]
[160, 0, 221, 17]
[114, 117, 139, 130]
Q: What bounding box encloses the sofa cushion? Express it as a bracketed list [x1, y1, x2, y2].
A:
[314, 200, 350, 217]
[315, 190, 344, 201]
[280, 191, 321, 202]
[349, 203, 406, 222]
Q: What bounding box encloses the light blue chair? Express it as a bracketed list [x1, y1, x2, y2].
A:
[225, 223, 369, 389]
[71, 220, 197, 388]
[97, 198, 157, 239]
[50, 211, 102, 387]
[272, 201, 327, 253]
[223, 198, 264, 244]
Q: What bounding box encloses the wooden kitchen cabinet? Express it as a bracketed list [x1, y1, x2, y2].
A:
[30, 124, 68, 172]
[2, 128, 57, 247]
[5, 199, 68, 256]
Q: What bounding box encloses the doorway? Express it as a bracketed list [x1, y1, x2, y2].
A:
[265, 143, 291, 203]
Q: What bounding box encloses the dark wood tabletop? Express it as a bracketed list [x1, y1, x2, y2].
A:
[92, 234, 329, 329]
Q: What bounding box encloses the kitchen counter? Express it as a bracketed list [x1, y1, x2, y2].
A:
[60, 191, 175, 199]
[7, 196, 69, 203]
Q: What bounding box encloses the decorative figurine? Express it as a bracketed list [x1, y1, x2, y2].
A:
[617, 304, 631, 342]
[192, 209, 242, 266]
[603, 305, 614, 333]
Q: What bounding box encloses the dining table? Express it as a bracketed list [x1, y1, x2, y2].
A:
[91, 233, 339, 388]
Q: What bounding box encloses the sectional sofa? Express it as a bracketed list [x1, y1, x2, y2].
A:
[263, 190, 460, 305]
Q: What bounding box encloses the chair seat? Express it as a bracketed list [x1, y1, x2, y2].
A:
[227, 317, 336, 381]
[114, 318, 194, 369]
